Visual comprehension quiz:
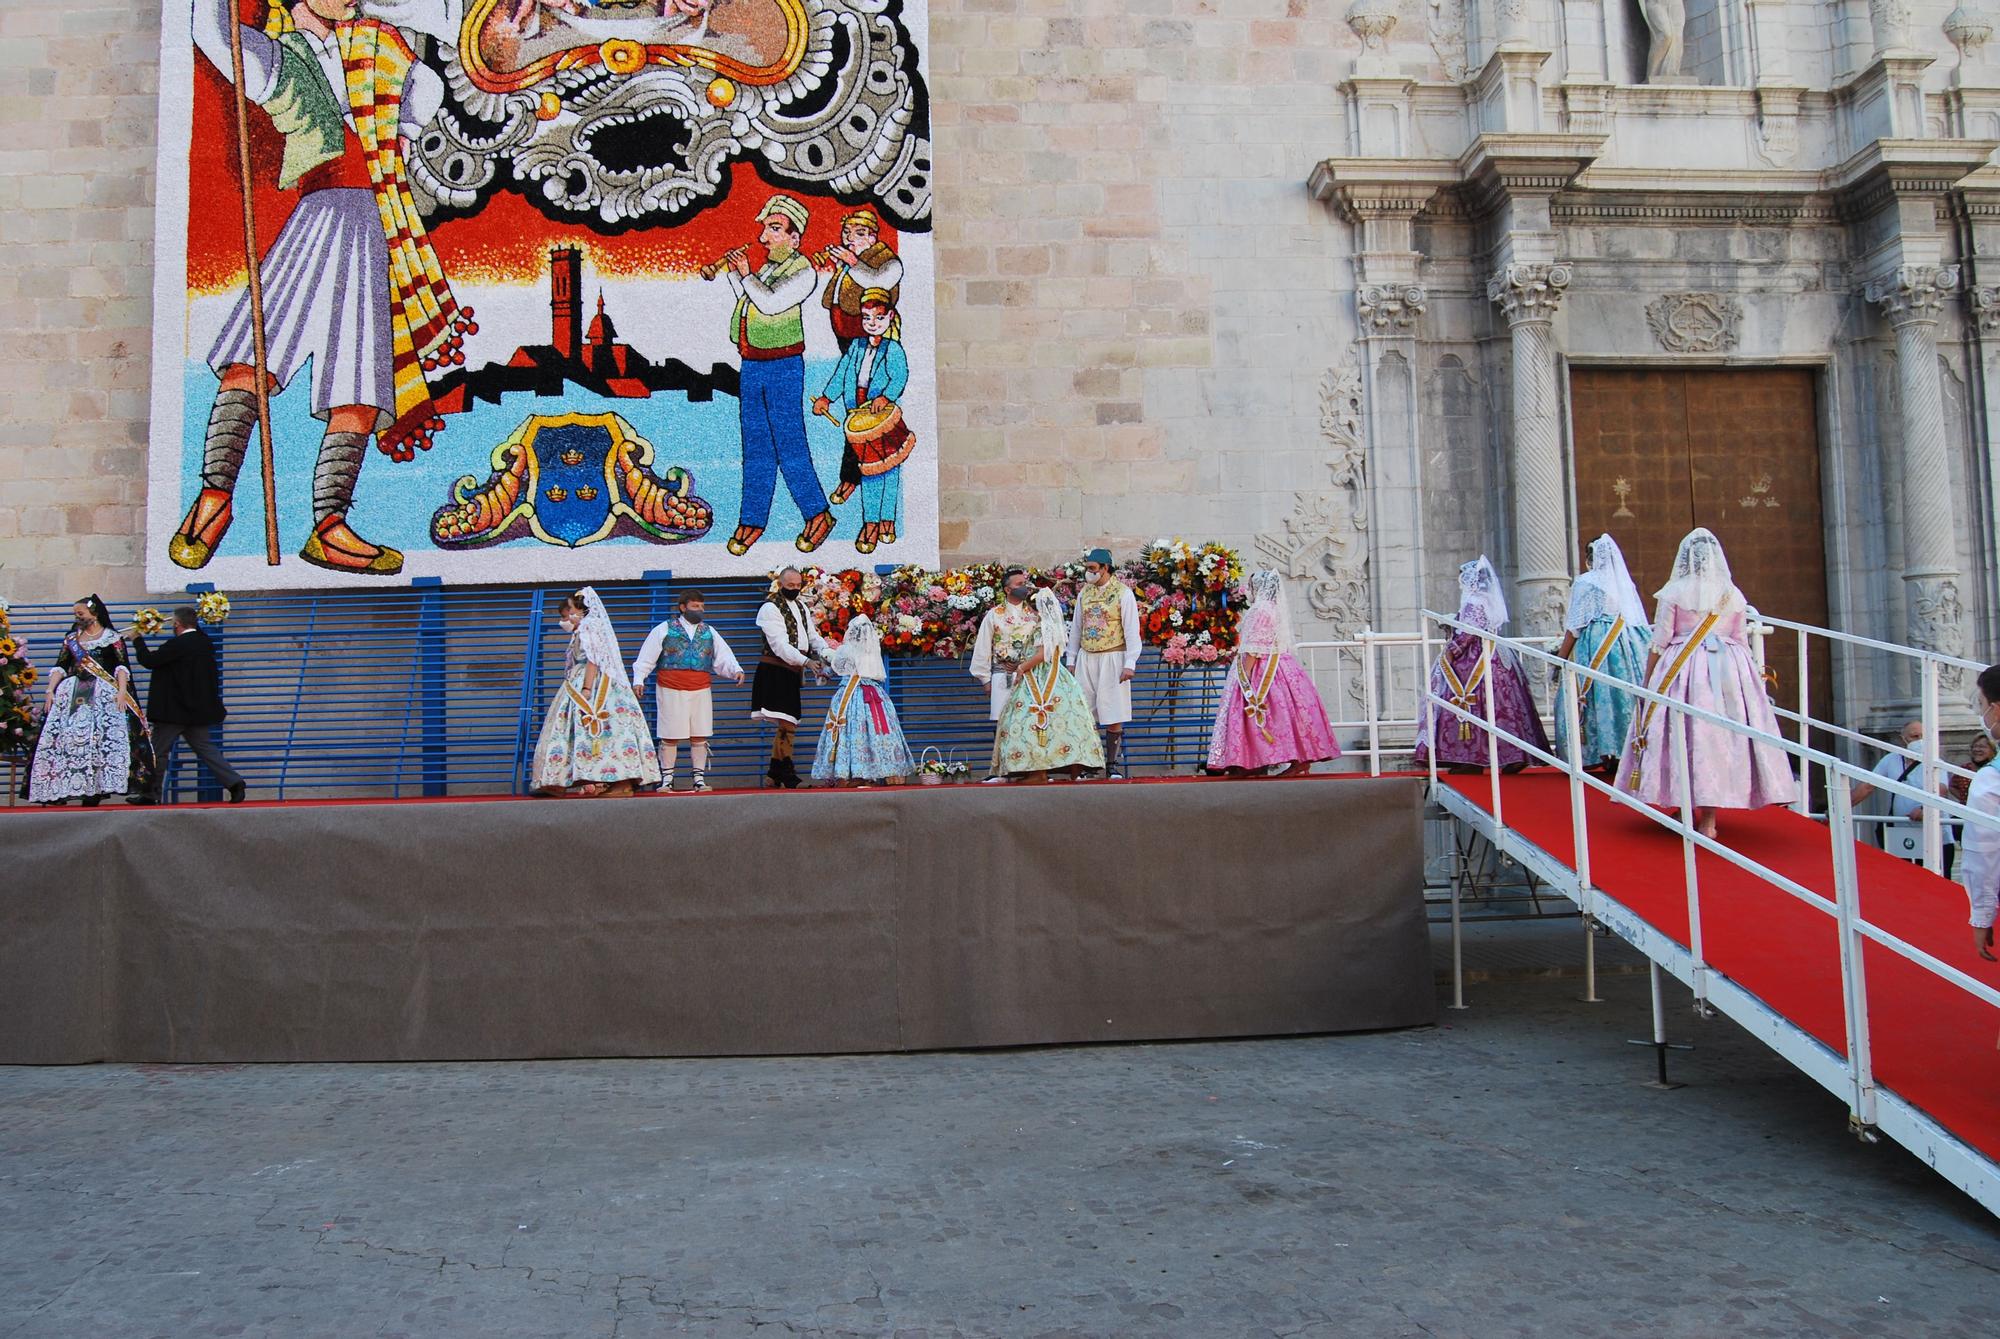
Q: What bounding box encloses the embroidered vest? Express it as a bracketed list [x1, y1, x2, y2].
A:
[822, 242, 902, 315]
[1076, 580, 1127, 654]
[733, 251, 811, 355]
[991, 606, 1041, 671]
[658, 623, 715, 673]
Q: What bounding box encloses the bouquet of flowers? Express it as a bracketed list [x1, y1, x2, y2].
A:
[789, 539, 1245, 660]
[0, 597, 39, 757]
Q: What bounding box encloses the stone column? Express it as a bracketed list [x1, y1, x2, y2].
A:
[1866, 264, 1971, 677]
[1488, 263, 1573, 637]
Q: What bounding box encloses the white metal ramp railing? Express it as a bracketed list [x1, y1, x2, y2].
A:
[1389, 607, 2000, 1219]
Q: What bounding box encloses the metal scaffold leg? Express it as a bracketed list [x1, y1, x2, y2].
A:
[1629, 962, 1693, 1090]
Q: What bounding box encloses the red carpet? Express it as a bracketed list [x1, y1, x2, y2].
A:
[1445, 771, 2000, 1163]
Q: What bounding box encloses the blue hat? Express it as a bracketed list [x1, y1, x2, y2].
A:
[1085, 547, 1113, 567]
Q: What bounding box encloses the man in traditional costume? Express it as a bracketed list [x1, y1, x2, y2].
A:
[724, 195, 834, 556]
[751, 566, 831, 788]
[815, 209, 903, 505]
[812, 290, 910, 552]
[178, 0, 474, 576]
[1063, 548, 1141, 778]
[631, 589, 743, 793]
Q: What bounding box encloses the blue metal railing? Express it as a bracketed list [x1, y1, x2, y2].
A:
[2, 580, 1227, 801]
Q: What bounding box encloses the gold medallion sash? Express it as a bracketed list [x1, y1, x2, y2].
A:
[1237, 653, 1282, 744]
[1626, 613, 1722, 791]
[1438, 648, 1490, 743]
[1577, 616, 1626, 707]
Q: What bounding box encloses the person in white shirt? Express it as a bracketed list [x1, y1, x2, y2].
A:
[630, 590, 743, 793]
[1063, 548, 1142, 778]
[1957, 664, 2000, 962]
[1851, 720, 1956, 876]
[750, 567, 831, 787]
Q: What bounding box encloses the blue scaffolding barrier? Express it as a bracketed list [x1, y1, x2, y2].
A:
[2, 581, 1228, 801]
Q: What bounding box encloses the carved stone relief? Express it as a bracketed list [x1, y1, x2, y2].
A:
[1645, 292, 1743, 352]
[1257, 356, 1372, 639]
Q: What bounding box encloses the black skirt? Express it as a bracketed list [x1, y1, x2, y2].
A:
[750, 657, 804, 724]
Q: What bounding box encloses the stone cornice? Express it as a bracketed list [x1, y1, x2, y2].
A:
[1823, 138, 2000, 218]
[1307, 157, 1463, 220]
[1456, 134, 1606, 213]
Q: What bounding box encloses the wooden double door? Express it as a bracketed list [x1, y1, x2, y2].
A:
[1568, 367, 1829, 723]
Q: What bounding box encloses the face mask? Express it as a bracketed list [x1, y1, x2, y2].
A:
[1982, 702, 2000, 745]
[1005, 586, 1028, 603]
[684, 611, 705, 625]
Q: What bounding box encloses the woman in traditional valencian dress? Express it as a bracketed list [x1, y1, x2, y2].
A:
[992, 588, 1106, 782]
[1553, 533, 1653, 771]
[811, 615, 915, 786]
[1413, 556, 1551, 773]
[29, 595, 150, 806]
[532, 588, 661, 798]
[1207, 570, 1340, 777]
[1615, 528, 1796, 839]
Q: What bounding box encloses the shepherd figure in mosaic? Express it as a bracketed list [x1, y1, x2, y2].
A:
[175, 0, 473, 578]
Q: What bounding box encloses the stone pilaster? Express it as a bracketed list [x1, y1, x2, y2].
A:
[1487, 262, 1573, 638]
[1866, 264, 1971, 682]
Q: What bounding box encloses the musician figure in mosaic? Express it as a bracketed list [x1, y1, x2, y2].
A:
[1064, 548, 1141, 779]
[1615, 528, 1796, 840]
[532, 588, 661, 797]
[1552, 533, 1653, 772]
[1413, 556, 1550, 774]
[631, 589, 743, 794]
[723, 195, 835, 557]
[1206, 570, 1339, 777]
[813, 289, 913, 553]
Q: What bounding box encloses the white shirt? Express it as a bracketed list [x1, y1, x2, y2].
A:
[630, 617, 741, 688]
[756, 598, 831, 668]
[197, 0, 442, 136]
[844, 250, 905, 292]
[1869, 751, 1953, 844]
[1063, 579, 1143, 673]
[1958, 762, 2000, 929]
[728, 257, 818, 318]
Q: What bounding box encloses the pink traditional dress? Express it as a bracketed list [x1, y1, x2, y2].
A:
[1207, 571, 1339, 772]
[1614, 529, 1797, 809]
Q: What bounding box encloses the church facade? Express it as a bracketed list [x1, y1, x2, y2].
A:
[1305, 0, 2000, 727]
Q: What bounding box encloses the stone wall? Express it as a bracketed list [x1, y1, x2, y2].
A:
[0, 0, 1362, 606]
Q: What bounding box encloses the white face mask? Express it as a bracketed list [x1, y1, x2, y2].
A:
[1982, 700, 2000, 745]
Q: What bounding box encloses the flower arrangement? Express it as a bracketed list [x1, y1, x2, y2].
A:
[0, 597, 38, 756]
[775, 539, 1243, 660]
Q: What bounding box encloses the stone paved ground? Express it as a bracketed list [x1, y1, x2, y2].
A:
[2, 973, 1996, 1339]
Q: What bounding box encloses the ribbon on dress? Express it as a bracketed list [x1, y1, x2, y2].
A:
[63, 634, 150, 736]
[1577, 616, 1626, 708]
[1627, 612, 1722, 792]
[564, 673, 612, 738]
[1025, 662, 1060, 744]
[861, 683, 889, 734]
[1437, 645, 1490, 743]
[1237, 653, 1281, 744]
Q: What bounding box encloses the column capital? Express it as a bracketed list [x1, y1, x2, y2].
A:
[1971, 283, 2000, 334]
[1357, 284, 1429, 336]
[1487, 262, 1572, 323]
[1865, 264, 1960, 326]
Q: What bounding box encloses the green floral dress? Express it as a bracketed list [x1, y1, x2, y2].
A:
[993, 660, 1105, 776]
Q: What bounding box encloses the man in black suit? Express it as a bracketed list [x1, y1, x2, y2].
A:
[131, 606, 245, 804]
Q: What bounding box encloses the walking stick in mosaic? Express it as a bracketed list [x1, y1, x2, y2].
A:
[224, 9, 280, 566]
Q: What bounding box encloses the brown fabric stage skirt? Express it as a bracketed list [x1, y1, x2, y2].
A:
[0, 776, 1433, 1063]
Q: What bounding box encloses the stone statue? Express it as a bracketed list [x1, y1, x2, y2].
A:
[1640, 0, 1686, 82]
